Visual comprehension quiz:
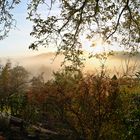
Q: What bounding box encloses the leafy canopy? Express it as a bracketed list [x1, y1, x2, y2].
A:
[0, 0, 20, 39]
[27, 0, 140, 64]
[0, 0, 139, 66]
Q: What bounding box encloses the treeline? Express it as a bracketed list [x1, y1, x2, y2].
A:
[0, 61, 140, 140]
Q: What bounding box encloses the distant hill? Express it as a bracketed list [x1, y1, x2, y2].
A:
[18, 52, 64, 80]
[0, 51, 140, 80]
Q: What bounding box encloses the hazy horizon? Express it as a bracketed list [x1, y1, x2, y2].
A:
[0, 51, 139, 81]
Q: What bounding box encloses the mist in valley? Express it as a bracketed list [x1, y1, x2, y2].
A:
[1, 52, 140, 80]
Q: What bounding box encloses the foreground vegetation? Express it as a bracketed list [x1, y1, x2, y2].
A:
[0, 61, 140, 140]
[0, 0, 139, 139]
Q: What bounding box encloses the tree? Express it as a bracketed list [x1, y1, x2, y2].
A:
[10, 65, 29, 93]
[0, 62, 29, 115]
[0, 60, 11, 111]
[41, 69, 125, 140]
[26, 73, 46, 123]
[29, 72, 45, 105]
[0, 1, 139, 66]
[9, 65, 29, 116]
[27, 0, 140, 66]
[0, 0, 20, 39]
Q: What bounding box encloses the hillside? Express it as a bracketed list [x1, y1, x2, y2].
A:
[0, 51, 140, 80]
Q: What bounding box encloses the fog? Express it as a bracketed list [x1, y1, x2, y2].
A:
[1, 52, 140, 80]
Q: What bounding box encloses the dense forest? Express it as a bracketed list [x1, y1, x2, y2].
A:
[0, 0, 140, 139]
[0, 60, 140, 139]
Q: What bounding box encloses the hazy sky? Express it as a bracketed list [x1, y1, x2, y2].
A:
[0, 0, 54, 57]
[0, 0, 123, 58]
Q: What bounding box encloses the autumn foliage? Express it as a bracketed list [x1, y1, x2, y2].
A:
[0, 61, 140, 139]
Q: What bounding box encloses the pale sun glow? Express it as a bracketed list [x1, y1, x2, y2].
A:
[81, 37, 122, 54]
